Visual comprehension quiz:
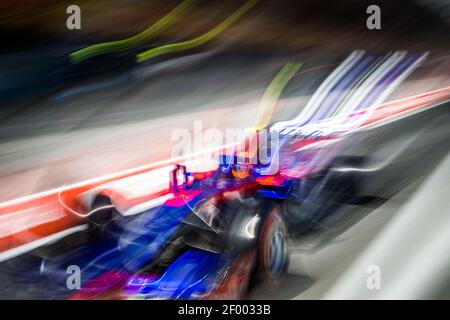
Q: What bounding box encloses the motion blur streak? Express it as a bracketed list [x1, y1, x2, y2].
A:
[251, 63, 302, 131]
[313, 52, 428, 132]
[271, 51, 365, 132]
[136, 0, 258, 62]
[0, 143, 229, 209]
[70, 0, 196, 63]
[273, 51, 427, 136]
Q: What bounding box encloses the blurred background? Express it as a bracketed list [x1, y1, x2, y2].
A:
[0, 0, 449, 299]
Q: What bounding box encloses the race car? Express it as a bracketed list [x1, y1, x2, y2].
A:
[61, 91, 448, 300]
[4, 52, 448, 300]
[35, 161, 290, 300]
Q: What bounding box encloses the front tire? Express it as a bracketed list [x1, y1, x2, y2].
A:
[257, 207, 289, 286]
[87, 195, 117, 235]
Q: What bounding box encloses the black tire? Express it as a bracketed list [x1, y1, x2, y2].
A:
[257, 207, 289, 287]
[88, 195, 116, 228]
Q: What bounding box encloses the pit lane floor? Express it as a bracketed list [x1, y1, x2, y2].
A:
[252, 152, 450, 299]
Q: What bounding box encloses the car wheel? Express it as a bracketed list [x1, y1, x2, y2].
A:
[88, 195, 116, 230]
[257, 207, 289, 286]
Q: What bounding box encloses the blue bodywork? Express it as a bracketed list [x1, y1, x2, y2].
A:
[125, 249, 228, 299]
